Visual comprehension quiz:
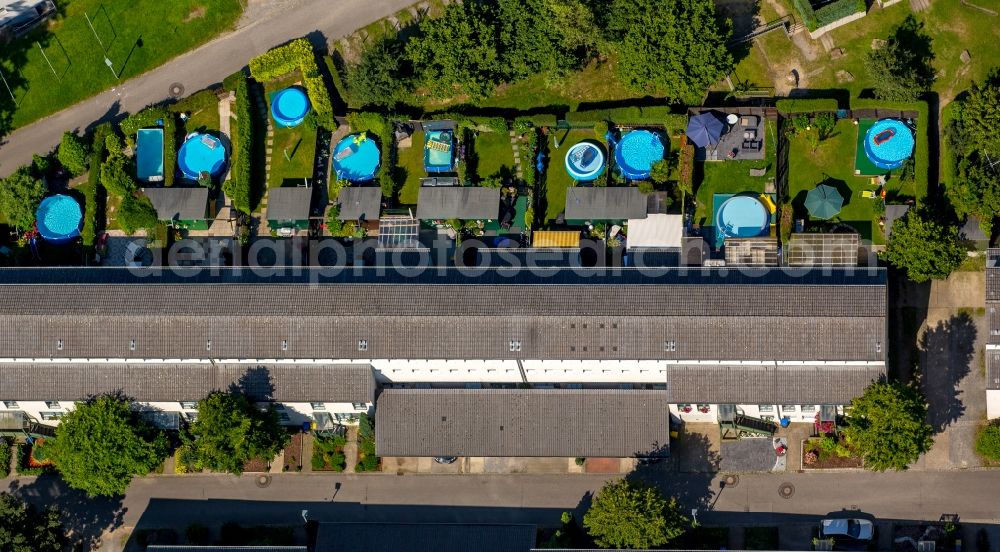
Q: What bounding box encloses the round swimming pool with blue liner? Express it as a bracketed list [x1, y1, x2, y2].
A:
[564, 141, 605, 181]
[333, 134, 380, 181]
[716, 195, 769, 239]
[178, 133, 228, 180]
[864, 118, 914, 170]
[614, 130, 665, 180]
[36, 194, 82, 244]
[271, 87, 311, 128]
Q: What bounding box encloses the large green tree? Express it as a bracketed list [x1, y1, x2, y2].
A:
[881, 209, 965, 283]
[116, 195, 159, 236]
[0, 166, 47, 230]
[57, 131, 90, 176]
[347, 38, 411, 108]
[0, 493, 64, 552]
[958, 75, 1000, 157]
[864, 16, 934, 102]
[944, 73, 1000, 223]
[606, 0, 732, 103]
[188, 391, 289, 474]
[50, 395, 168, 497]
[583, 479, 690, 549]
[843, 381, 934, 472]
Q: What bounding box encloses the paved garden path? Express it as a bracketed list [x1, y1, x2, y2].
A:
[0, 0, 417, 177]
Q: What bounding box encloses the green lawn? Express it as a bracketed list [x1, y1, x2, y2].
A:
[787, 119, 884, 243]
[0, 0, 243, 134]
[265, 75, 316, 189]
[171, 89, 220, 135]
[540, 129, 605, 223]
[693, 119, 777, 225]
[470, 131, 514, 183]
[397, 130, 425, 205]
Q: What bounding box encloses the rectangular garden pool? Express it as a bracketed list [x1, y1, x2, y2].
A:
[136, 128, 165, 182]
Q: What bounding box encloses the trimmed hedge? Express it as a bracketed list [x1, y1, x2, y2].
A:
[120, 106, 177, 186]
[249, 39, 336, 130]
[775, 98, 839, 114]
[324, 55, 355, 110]
[791, 0, 818, 30]
[851, 99, 929, 199]
[792, 0, 864, 31]
[223, 71, 254, 214]
[528, 113, 558, 127]
[346, 112, 396, 199]
[82, 123, 114, 247]
[564, 105, 684, 127]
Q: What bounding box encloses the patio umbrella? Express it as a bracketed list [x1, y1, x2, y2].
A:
[804, 184, 844, 219]
[686, 112, 725, 148]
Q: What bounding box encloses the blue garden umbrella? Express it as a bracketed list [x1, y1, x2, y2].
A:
[686, 112, 725, 148]
[804, 184, 844, 219]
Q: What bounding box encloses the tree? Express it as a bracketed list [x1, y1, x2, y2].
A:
[607, 0, 732, 103]
[347, 38, 411, 108]
[959, 75, 1000, 157]
[944, 73, 1000, 221]
[407, 1, 504, 99]
[843, 381, 934, 472]
[116, 195, 159, 235]
[100, 153, 137, 197]
[881, 209, 965, 283]
[583, 479, 690, 549]
[49, 395, 168, 497]
[0, 493, 64, 552]
[188, 391, 289, 474]
[975, 423, 1000, 462]
[864, 16, 934, 102]
[57, 131, 90, 176]
[0, 166, 47, 230]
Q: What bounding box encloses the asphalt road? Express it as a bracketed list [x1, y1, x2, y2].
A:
[0, 0, 415, 177]
[6, 469, 1000, 545]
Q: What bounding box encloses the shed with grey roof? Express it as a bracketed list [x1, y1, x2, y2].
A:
[266, 187, 313, 229]
[0, 363, 376, 403]
[416, 187, 499, 220]
[142, 187, 209, 226]
[336, 187, 382, 221]
[565, 187, 647, 221]
[314, 522, 535, 552]
[376, 389, 669, 457]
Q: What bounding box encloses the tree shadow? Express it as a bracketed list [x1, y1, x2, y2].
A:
[891, 15, 935, 89]
[231, 365, 277, 402]
[626, 429, 719, 512]
[919, 312, 977, 432]
[5, 475, 126, 550]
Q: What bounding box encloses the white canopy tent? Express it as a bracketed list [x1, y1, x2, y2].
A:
[626, 214, 683, 249]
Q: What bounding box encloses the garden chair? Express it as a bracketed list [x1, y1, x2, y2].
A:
[861, 190, 877, 199]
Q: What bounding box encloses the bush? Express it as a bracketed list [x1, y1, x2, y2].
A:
[117, 195, 159, 235]
[0, 437, 10, 477]
[355, 413, 379, 472]
[814, 0, 865, 28]
[223, 72, 254, 214]
[58, 131, 90, 176]
[81, 123, 113, 247]
[324, 55, 355, 110]
[248, 38, 315, 81]
[528, 113, 558, 127]
[593, 121, 609, 138]
[304, 75, 336, 129]
[513, 117, 533, 135]
[780, 204, 794, 242]
[101, 154, 137, 197]
[976, 423, 1000, 462]
[776, 98, 839, 114]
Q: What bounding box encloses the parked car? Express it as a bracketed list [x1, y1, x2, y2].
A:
[820, 518, 874, 550]
[433, 456, 457, 465]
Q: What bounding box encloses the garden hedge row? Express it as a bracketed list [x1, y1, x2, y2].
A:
[81, 123, 113, 247]
[223, 72, 254, 214]
[939, 102, 958, 194]
[563, 105, 685, 127]
[851, 99, 929, 199]
[346, 112, 395, 199]
[120, 107, 177, 186]
[249, 39, 337, 129]
[775, 98, 839, 114]
[527, 113, 557, 127]
[324, 55, 355, 111]
[792, 0, 864, 31]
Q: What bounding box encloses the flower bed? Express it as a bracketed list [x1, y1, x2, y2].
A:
[242, 457, 269, 473]
[311, 434, 346, 472]
[282, 432, 304, 472]
[801, 436, 863, 469]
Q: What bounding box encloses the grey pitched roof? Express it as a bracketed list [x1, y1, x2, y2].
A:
[416, 187, 499, 220]
[142, 187, 208, 221]
[565, 187, 647, 220]
[0, 268, 886, 362]
[787, 233, 859, 267]
[337, 187, 382, 221]
[314, 522, 535, 552]
[266, 187, 312, 221]
[666, 364, 884, 404]
[0, 363, 376, 402]
[959, 216, 989, 243]
[376, 389, 669, 457]
[988, 351, 1000, 390]
[884, 204, 910, 238]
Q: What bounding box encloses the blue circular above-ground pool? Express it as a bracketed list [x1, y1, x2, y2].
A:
[271, 87, 311, 128]
[36, 194, 82, 244]
[614, 130, 665, 180]
[716, 195, 769, 240]
[864, 118, 915, 170]
[564, 141, 605, 181]
[177, 133, 228, 180]
[333, 133, 380, 181]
